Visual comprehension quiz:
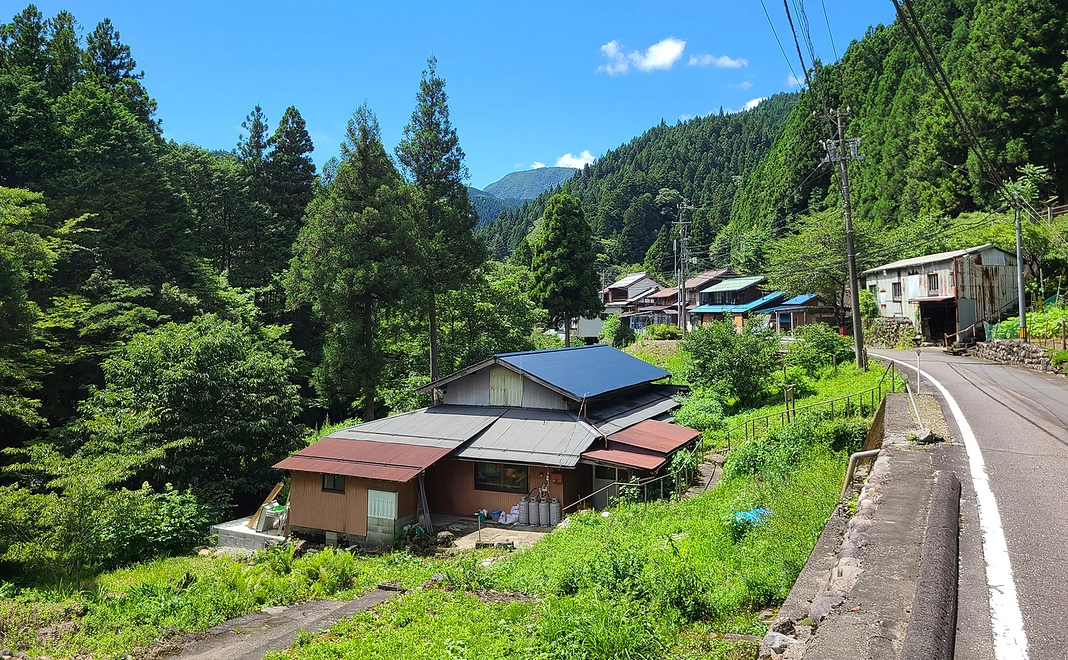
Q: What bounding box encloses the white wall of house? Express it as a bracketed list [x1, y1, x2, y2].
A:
[445, 367, 566, 409]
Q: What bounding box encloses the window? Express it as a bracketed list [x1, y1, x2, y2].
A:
[868, 284, 877, 297]
[322, 473, 345, 493]
[891, 281, 902, 301]
[474, 462, 528, 493]
[927, 273, 939, 293]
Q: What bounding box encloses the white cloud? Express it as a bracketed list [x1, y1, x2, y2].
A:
[743, 97, 767, 111]
[679, 113, 694, 121]
[530, 161, 546, 169]
[787, 72, 804, 88]
[555, 151, 595, 168]
[598, 37, 686, 75]
[689, 53, 748, 68]
[729, 80, 754, 90]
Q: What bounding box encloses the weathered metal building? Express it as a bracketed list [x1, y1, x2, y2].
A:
[861, 244, 1017, 341]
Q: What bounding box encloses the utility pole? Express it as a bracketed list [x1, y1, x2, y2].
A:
[819, 108, 868, 370]
[675, 201, 695, 335]
[1015, 205, 1027, 341]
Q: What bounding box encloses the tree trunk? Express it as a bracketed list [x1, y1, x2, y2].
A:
[564, 314, 571, 347]
[429, 292, 440, 405]
[363, 293, 375, 421]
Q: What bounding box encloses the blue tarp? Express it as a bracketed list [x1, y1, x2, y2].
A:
[497, 344, 669, 399]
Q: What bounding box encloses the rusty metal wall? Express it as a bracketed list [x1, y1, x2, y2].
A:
[956, 257, 1017, 327]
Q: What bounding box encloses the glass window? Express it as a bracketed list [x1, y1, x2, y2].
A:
[322, 473, 345, 493]
[868, 284, 877, 296]
[594, 465, 616, 481]
[892, 281, 902, 300]
[474, 462, 528, 493]
[927, 273, 939, 292]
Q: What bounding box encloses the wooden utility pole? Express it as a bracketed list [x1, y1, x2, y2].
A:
[819, 108, 868, 370]
[674, 201, 695, 335]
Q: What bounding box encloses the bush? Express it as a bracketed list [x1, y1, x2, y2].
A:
[723, 412, 865, 480]
[786, 323, 853, 376]
[1053, 350, 1068, 368]
[599, 314, 634, 348]
[673, 392, 725, 432]
[858, 290, 879, 319]
[683, 319, 778, 407]
[645, 323, 682, 340]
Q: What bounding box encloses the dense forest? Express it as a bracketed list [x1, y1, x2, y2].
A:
[0, 5, 549, 581]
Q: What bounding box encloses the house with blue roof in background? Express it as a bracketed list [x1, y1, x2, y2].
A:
[691, 275, 788, 328]
[274, 344, 698, 548]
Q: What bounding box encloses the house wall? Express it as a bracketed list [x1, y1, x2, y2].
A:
[956, 253, 1017, 328]
[866, 260, 955, 320]
[445, 368, 566, 409]
[424, 458, 574, 515]
[288, 471, 418, 538]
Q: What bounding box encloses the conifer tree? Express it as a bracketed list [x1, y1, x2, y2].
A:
[395, 56, 485, 393]
[530, 192, 602, 346]
[265, 105, 315, 275]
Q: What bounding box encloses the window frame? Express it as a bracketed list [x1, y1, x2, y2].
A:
[474, 462, 529, 494]
[891, 281, 902, 301]
[927, 272, 939, 293]
[322, 473, 345, 494]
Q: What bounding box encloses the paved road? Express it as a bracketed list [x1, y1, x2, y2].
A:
[872, 349, 1068, 660]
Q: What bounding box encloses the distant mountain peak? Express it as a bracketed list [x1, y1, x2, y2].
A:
[483, 167, 578, 201]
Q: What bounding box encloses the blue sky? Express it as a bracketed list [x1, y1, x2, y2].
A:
[26, 1, 896, 189]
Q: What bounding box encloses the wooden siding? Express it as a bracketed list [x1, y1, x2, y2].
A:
[521, 377, 566, 409]
[445, 369, 490, 405]
[490, 366, 523, 406]
[288, 471, 417, 536]
[424, 458, 574, 515]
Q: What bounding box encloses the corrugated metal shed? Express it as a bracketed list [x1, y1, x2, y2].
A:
[454, 408, 598, 467]
[497, 344, 669, 399]
[701, 275, 766, 294]
[330, 405, 507, 447]
[607, 419, 700, 453]
[274, 437, 451, 482]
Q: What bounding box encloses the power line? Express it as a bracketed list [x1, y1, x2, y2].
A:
[759, 0, 801, 87]
[820, 0, 838, 60]
[782, 0, 812, 87]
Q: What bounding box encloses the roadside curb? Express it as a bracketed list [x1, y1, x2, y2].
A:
[901, 470, 960, 660]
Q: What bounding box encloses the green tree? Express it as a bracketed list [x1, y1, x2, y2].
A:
[683, 318, 777, 406]
[264, 105, 315, 275]
[288, 105, 411, 420]
[530, 192, 602, 346]
[395, 56, 486, 394]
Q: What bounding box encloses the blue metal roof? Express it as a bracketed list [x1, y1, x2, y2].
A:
[497, 344, 669, 399]
[691, 304, 735, 314]
[779, 294, 819, 307]
[728, 291, 788, 313]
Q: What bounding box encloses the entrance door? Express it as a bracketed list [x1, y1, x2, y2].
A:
[593, 466, 630, 509]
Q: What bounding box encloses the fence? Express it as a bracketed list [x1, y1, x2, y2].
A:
[561, 459, 699, 513]
[723, 361, 898, 450]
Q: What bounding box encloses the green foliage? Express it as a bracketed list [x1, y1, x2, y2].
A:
[530, 192, 602, 344]
[599, 314, 634, 348]
[645, 323, 682, 340]
[683, 319, 778, 406]
[673, 392, 725, 432]
[786, 322, 854, 376]
[1052, 350, 1068, 368]
[723, 413, 865, 480]
[993, 306, 1066, 340]
[858, 290, 879, 319]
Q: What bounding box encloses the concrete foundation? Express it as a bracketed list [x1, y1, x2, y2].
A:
[212, 517, 286, 551]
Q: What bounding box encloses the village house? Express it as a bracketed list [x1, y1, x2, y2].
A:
[274, 345, 698, 548]
[861, 244, 1018, 342]
[691, 276, 787, 327]
[765, 294, 838, 333]
[577, 271, 663, 341]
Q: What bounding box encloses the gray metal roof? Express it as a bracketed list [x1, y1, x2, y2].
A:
[330, 405, 507, 448]
[595, 398, 680, 435]
[608, 271, 653, 289]
[862, 244, 1000, 274]
[453, 408, 599, 467]
[701, 275, 766, 294]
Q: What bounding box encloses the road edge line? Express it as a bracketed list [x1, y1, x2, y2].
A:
[871, 352, 1030, 660]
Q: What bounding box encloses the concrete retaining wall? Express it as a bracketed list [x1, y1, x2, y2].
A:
[975, 339, 1064, 374]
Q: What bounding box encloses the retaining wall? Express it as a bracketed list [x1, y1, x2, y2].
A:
[974, 339, 1064, 374]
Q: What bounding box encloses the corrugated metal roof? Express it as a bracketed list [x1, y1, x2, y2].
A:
[691, 304, 735, 314]
[862, 244, 1000, 274]
[701, 275, 766, 294]
[594, 398, 680, 435]
[581, 444, 667, 471]
[454, 408, 598, 467]
[330, 405, 506, 447]
[779, 294, 819, 307]
[273, 437, 451, 482]
[911, 296, 955, 302]
[587, 384, 682, 430]
[607, 419, 699, 454]
[608, 271, 653, 289]
[649, 287, 678, 299]
[729, 291, 788, 313]
[497, 344, 669, 399]
[685, 269, 732, 289]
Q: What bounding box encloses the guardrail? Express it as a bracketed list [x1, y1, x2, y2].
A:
[723, 361, 898, 450]
[561, 462, 697, 513]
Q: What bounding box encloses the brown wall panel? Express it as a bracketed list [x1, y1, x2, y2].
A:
[289, 472, 418, 536]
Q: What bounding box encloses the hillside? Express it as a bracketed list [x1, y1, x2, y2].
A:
[467, 186, 522, 228]
[480, 94, 798, 268]
[482, 166, 578, 200]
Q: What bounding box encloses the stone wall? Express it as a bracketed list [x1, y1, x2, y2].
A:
[974, 339, 1064, 374]
[866, 317, 916, 349]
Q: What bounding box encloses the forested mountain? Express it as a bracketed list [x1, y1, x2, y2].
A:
[467, 186, 521, 228]
[726, 0, 1068, 272]
[483, 166, 577, 200]
[480, 94, 798, 273]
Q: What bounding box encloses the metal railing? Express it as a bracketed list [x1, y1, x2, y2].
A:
[561, 462, 698, 513]
[723, 361, 898, 450]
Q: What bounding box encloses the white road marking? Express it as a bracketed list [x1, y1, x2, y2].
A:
[873, 352, 1029, 659]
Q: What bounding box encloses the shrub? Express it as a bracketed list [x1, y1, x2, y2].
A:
[600, 315, 634, 348]
[723, 412, 865, 480]
[786, 323, 853, 376]
[1052, 349, 1068, 368]
[645, 323, 682, 340]
[673, 392, 725, 432]
[683, 319, 778, 407]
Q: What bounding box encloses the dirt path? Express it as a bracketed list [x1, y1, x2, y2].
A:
[685, 453, 724, 498]
[161, 588, 400, 659]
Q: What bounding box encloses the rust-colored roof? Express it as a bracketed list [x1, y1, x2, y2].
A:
[273, 436, 451, 482]
[607, 419, 700, 454]
[581, 443, 667, 471]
